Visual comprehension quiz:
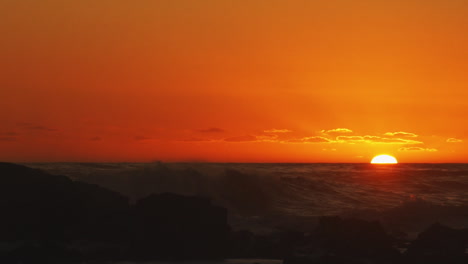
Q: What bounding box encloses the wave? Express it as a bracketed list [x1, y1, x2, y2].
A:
[26, 162, 468, 232]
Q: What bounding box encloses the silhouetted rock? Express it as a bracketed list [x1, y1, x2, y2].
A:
[314, 216, 400, 261]
[0, 162, 129, 243]
[0, 163, 233, 261]
[284, 254, 381, 264]
[404, 223, 468, 263]
[229, 229, 256, 257]
[229, 229, 306, 259]
[0, 162, 131, 262]
[132, 192, 229, 260]
[0, 243, 82, 264]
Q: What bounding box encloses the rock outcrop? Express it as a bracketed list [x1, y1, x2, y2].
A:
[0, 163, 230, 262]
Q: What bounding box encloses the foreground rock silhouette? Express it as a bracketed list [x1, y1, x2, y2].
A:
[315, 216, 399, 259]
[0, 163, 229, 262]
[404, 223, 468, 264]
[132, 192, 229, 260]
[284, 216, 401, 264]
[0, 162, 129, 243]
[283, 218, 468, 264]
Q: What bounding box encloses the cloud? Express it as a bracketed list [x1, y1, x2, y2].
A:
[384, 131, 418, 138]
[287, 136, 331, 143]
[399, 147, 438, 152]
[447, 138, 463, 143]
[263, 129, 292, 133]
[336, 135, 422, 144]
[179, 137, 216, 142]
[224, 135, 258, 142]
[180, 129, 429, 146]
[335, 136, 364, 142]
[367, 137, 422, 144]
[183, 134, 278, 143]
[197, 127, 226, 133]
[321, 128, 353, 134]
[256, 134, 279, 141]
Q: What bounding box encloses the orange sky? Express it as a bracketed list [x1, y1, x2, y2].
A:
[0, 0, 467, 162]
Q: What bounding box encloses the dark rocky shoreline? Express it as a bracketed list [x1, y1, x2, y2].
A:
[1, 162, 467, 263]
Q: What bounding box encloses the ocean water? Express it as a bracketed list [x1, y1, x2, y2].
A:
[26, 162, 468, 233]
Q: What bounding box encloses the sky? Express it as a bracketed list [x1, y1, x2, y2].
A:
[0, 0, 467, 162]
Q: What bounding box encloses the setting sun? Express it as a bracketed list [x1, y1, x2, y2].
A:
[371, 155, 398, 164]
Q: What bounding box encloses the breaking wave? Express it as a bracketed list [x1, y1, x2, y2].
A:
[26, 162, 468, 232]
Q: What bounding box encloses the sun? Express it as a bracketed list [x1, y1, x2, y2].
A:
[371, 154, 398, 164]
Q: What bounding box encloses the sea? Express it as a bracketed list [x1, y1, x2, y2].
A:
[25, 162, 468, 235]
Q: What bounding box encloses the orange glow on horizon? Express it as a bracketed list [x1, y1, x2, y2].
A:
[0, 1, 466, 163]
